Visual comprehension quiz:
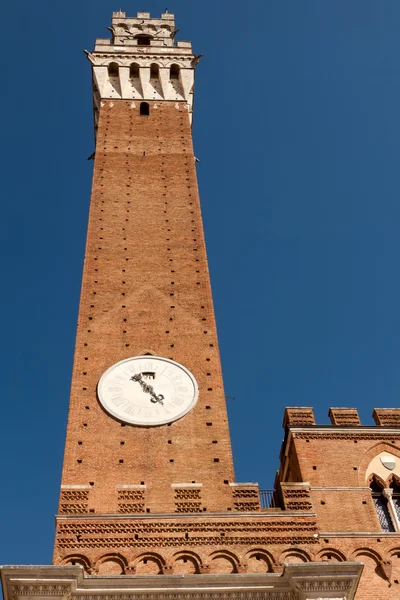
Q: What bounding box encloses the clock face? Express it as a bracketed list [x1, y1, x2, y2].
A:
[97, 356, 198, 426]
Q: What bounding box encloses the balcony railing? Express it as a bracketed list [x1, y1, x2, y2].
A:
[259, 489, 278, 509]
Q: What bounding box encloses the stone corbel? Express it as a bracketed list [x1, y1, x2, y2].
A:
[93, 66, 108, 97]
[180, 69, 194, 103]
[118, 66, 131, 98]
[158, 67, 170, 99]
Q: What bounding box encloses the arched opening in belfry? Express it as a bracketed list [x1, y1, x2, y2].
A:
[130, 63, 140, 78]
[108, 62, 119, 77]
[170, 64, 180, 80]
[140, 102, 150, 116]
[150, 63, 160, 78]
[136, 35, 151, 46]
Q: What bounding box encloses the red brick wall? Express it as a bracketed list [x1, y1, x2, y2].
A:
[53, 99, 400, 597]
[56, 100, 235, 528]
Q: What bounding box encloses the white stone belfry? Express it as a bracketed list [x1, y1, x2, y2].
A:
[88, 11, 197, 133]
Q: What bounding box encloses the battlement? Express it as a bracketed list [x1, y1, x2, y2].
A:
[283, 406, 400, 428]
[96, 11, 179, 49]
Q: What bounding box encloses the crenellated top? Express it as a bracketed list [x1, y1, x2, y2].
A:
[88, 12, 199, 132]
[106, 11, 181, 48]
[283, 406, 400, 428]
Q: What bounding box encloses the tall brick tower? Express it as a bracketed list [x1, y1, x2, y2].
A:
[56, 9, 235, 524]
[6, 10, 397, 600]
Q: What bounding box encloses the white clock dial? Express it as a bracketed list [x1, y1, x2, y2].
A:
[97, 356, 198, 426]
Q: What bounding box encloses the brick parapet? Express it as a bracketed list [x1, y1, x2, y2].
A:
[329, 407, 361, 426]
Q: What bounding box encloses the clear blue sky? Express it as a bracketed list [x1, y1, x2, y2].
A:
[1, 0, 400, 568]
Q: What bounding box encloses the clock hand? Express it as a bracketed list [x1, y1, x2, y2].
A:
[130, 373, 164, 405]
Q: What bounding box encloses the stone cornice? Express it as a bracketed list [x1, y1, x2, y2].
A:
[310, 487, 370, 491]
[290, 426, 400, 434]
[1, 563, 363, 600]
[55, 512, 316, 522]
[319, 531, 400, 538]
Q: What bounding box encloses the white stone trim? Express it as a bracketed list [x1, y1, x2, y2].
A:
[0, 563, 363, 600]
[229, 482, 258, 487]
[171, 483, 203, 488]
[116, 484, 146, 489]
[311, 487, 370, 491]
[61, 485, 92, 489]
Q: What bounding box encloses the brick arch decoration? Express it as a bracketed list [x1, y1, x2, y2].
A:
[350, 548, 390, 588]
[61, 554, 92, 573]
[358, 441, 400, 484]
[95, 553, 128, 575]
[208, 550, 240, 574]
[171, 550, 202, 574]
[279, 548, 311, 564]
[131, 552, 166, 575]
[350, 547, 383, 564]
[244, 548, 275, 573]
[315, 548, 346, 562]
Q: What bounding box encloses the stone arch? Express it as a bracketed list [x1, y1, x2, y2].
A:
[172, 551, 202, 574]
[95, 553, 127, 575]
[367, 472, 387, 489]
[208, 550, 239, 574]
[280, 548, 311, 564]
[245, 549, 274, 573]
[358, 441, 400, 484]
[62, 554, 91, 573]
[132, 552, 165, 575]
[315, 548, 346, 562]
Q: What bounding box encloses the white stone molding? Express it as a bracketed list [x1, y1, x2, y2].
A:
[89, 11, 197, 130]
[1, 563, 363, 600]
[383, 488, 400, 532]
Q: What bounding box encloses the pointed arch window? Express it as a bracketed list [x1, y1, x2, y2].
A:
[389, 478, 400, 523]
[370, 479, 395, 532]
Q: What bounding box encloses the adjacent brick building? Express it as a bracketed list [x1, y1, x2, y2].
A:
[1, 10, 400, 600]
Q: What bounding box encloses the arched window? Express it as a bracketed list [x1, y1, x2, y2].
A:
[108, 62, 119, 77]
[170, 64, 180, 80]
[137, 35, 151, 46]
[370, 478, 395, 532]
[390, 478, 400, 522]
[140, 102, 150, 116]
[150, 63, 159, 78]
[130, 63, 140, 78]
